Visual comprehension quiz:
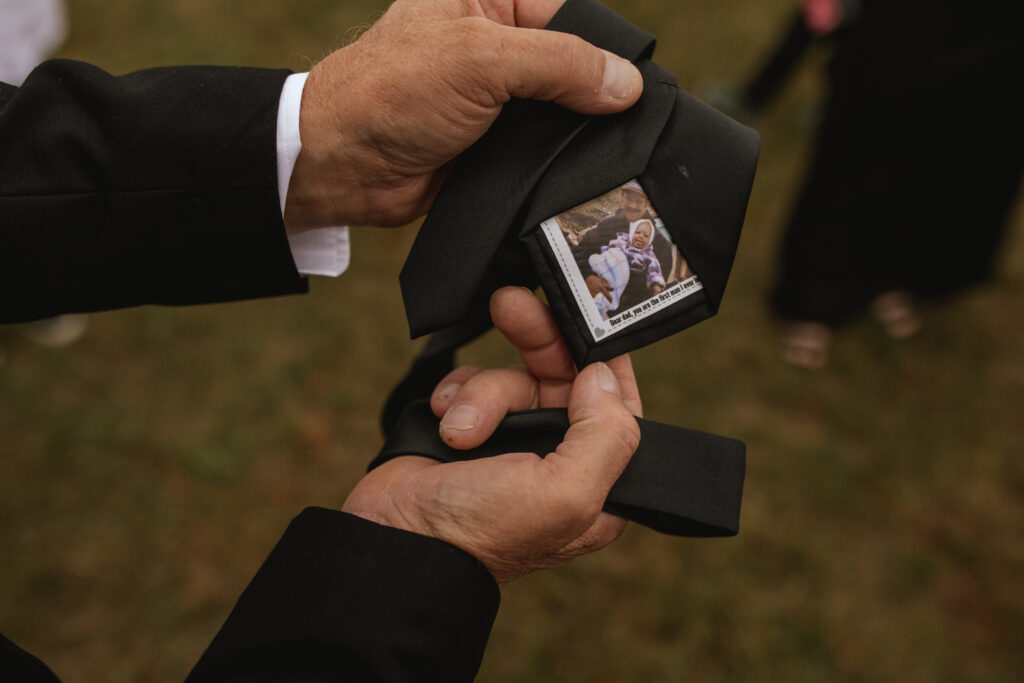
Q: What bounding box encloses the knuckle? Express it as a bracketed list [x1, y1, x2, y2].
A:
[463, 367, 503, 393]
[558, 33, 588, 63]
[436, 17, 506, 104]
[451, 16, 500, 57]
[556, 33, 601, 82]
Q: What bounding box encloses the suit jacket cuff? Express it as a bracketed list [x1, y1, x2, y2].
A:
[186, 507, 499, 683]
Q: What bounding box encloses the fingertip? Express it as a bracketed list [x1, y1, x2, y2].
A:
[594, 361, 622, 397]
[430, 366, 484, 417]
[575, 362, 622, 401]
[499, 27, 642, 116]
[440, 402, 481, 433]
[430, 382, 461, 417]
[489, 286, 535, 316]
[439, 401, 484, 449]
[436, 367, 542, 449]
[600, 51, 643, 104]
[434, 381, 461, 403]
[569, 364, 639, 453]
[604, 354, 643, 417]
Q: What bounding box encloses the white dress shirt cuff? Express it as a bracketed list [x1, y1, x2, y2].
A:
[277, 71, 350, 277]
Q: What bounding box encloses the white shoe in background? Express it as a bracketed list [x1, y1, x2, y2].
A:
[17, 314, 89, 347]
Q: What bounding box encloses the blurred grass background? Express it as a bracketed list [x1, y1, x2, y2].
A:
[1, 0, 1022, 680]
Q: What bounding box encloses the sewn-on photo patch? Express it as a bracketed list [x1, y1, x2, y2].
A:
[539, 179, 703, 342]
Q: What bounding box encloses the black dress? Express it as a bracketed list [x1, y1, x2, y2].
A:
[771, 0, 1024, 326]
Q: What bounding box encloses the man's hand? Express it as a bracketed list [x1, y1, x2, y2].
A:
[284, 0, 644, 231]
[342, 287, 642, 584]
[585, 274, 613, 299]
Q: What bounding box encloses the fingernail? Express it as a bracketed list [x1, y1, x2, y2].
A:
[596, 362, 621, 397]
[435, 383, 460, 402]
[601, 52, 640, 99]
[441, 403, 480, 431]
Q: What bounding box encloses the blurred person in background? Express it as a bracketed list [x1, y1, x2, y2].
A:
[0, 0, 89, 354]
[1, 0, 649, 679]
[718, 0, 859, 120]
[769, 0, 1024, 369]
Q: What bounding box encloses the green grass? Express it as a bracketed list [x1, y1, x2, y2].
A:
[2, 0, 1023, 681]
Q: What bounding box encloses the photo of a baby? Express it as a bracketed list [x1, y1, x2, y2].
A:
[588, 218, 665, 319]
[540, 178, 702, 341]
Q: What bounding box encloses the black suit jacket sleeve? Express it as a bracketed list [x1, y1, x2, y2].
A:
[3, 509, 500, 682]
[185, 508, 500, 682]
[0, 59, 308, 324]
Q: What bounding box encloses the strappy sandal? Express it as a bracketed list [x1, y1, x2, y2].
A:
[871, 291, 922, 340]
[18, 314, 89, 347]
[780, 321, 833, 370]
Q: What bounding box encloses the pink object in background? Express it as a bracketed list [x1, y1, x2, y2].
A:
[802, 0, 842, 35]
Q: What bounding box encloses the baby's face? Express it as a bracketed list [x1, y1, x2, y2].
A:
[631, 223, 652, 249]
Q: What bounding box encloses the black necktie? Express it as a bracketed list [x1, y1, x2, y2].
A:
[378, 0, 759, 538]
[374, 401, 745, 537]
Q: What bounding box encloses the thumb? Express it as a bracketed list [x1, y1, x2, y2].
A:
[545, 362, 641, 502]
[482, 22, 643, 114]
